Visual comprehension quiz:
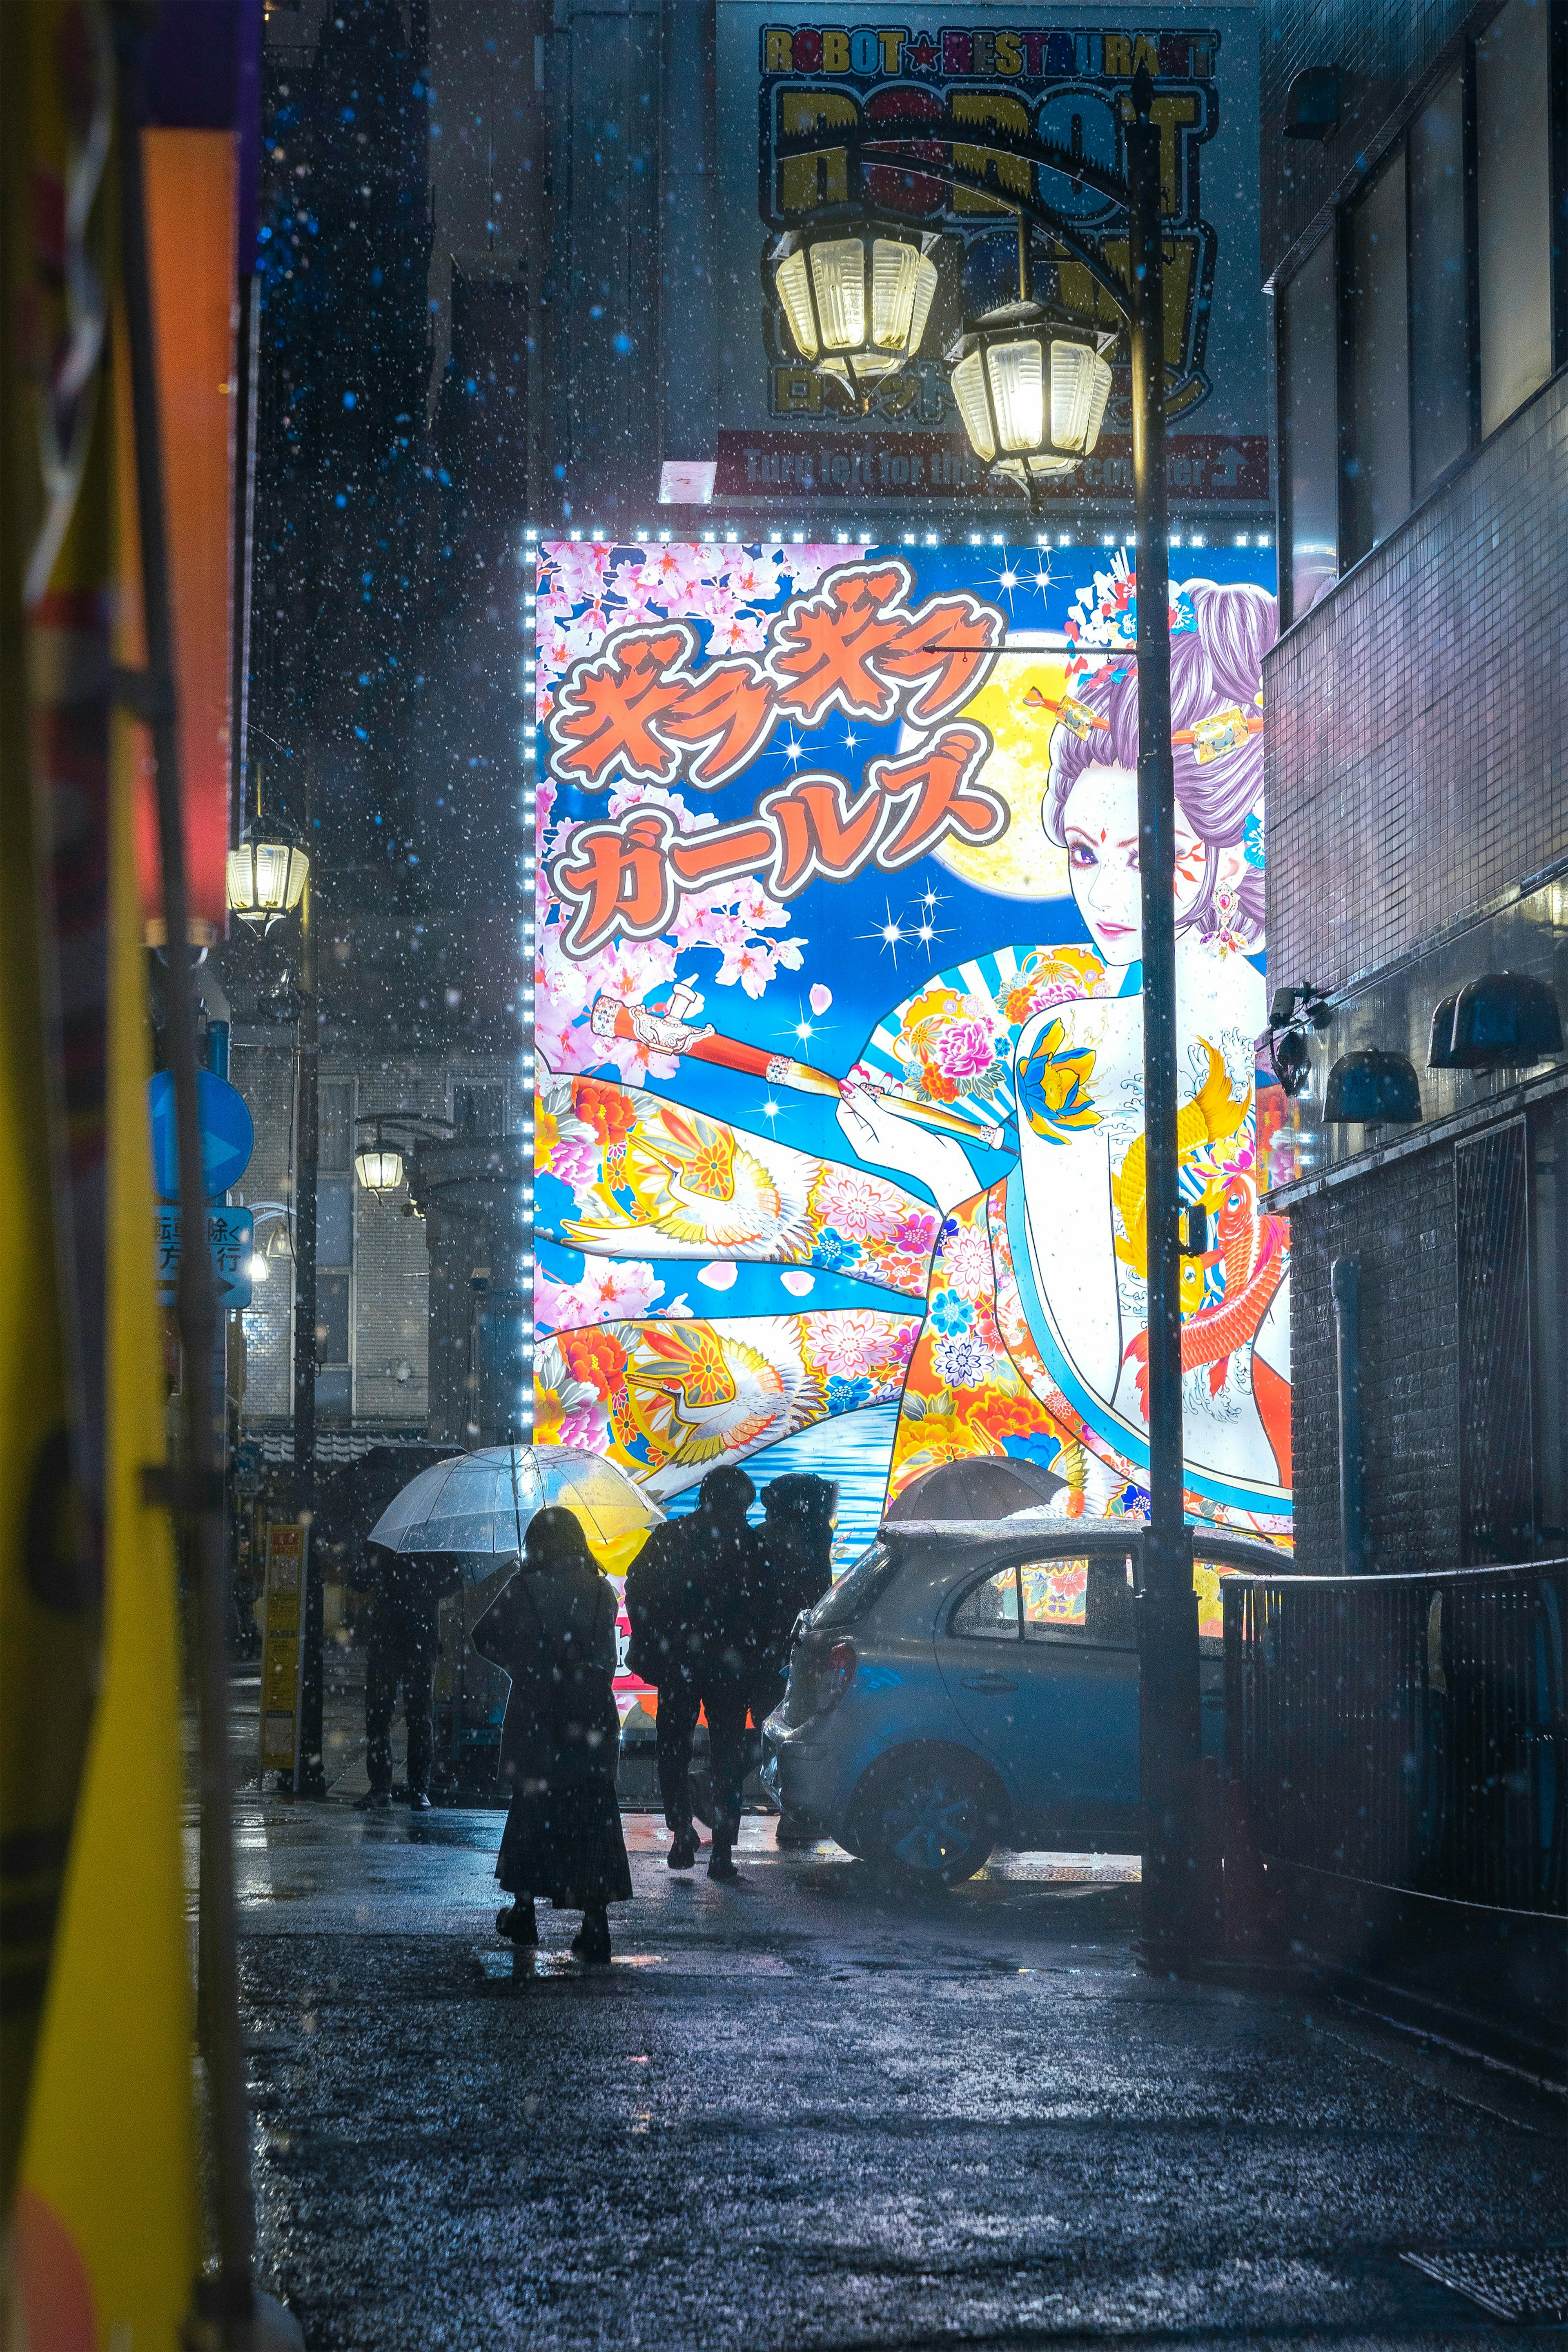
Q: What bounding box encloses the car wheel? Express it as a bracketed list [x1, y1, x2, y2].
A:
[845, 1744, 1003, 1888]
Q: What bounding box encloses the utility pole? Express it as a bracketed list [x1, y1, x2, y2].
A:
[1127, 62, 1200, 1969]
[291, 768, 324, 1796]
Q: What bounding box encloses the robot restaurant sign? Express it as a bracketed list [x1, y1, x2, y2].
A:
[758, 24, 1219, 80]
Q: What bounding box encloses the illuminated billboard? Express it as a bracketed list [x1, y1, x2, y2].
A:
[530, 538, 1288, 1585]
[711, 7, 1270, 512]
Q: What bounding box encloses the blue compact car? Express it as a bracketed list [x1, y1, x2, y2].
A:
[760, 1519, 1285, 1885]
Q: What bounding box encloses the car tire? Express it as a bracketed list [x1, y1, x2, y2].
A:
[843, 1743, 1004, 1889]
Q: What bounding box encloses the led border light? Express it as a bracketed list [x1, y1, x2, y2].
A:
[517, 521, 1271, 553]
[519, 508, 1272, 1428]
[519, 524, 540, 1443]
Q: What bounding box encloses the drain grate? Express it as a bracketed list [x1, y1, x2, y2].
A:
[1402, 2250, 1568, 2323]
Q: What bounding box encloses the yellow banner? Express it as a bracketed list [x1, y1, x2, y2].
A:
[261, 1523, 308, 1775]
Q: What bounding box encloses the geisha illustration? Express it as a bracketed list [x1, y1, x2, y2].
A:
[532, 540, 1290, 1562]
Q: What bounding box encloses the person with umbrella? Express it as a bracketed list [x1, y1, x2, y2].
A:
[471, 1506, 632, 1964]
[365, 1443, 664, 1800]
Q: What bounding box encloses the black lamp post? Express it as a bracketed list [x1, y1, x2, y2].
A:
[771, 66, 1204, 1966]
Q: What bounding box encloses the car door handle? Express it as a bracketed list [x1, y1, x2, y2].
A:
[961, 1673, 1018, 1693]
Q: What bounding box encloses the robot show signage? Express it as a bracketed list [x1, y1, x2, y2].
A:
[711, 6, 1269, 505]
[532, 539, 1289, 1547]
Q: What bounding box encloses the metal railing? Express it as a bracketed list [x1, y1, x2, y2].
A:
[1224, 1560, 1566, 1917]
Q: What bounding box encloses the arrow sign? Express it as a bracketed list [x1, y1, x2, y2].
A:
[148, 1069, 254, 1202]
[155, 1206, 254, 1310]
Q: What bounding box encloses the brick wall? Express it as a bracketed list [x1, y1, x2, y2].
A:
[1288, 1141, 1461, 1573]
[1258, 0, 1489, 279]
[1264, 370, 1568, 1000]
[230, 1044, 521, 1432]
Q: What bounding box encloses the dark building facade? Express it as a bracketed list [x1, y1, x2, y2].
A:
[1260, 0, 1568, 1572]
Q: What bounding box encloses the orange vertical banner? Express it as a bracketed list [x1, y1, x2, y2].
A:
[128, 128, 237, 931]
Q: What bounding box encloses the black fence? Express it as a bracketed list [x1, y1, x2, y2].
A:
[1224, 1559, 1566, 1920]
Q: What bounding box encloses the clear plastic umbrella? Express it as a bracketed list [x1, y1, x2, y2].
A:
[367, 1444, 664, 1583]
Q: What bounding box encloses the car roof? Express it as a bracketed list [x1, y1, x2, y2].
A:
[880, 1518, 1292, 1573]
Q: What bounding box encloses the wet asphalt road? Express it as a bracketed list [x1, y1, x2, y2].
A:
[234, 1793, 1566, 2352]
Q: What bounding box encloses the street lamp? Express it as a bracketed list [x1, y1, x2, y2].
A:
[947, 303, 1115, 491]
[225, 821, 308, 934]
[768, 65, 1205, 1971]
[354, 1126, 405, 1193]
[770, 217, 947, 406]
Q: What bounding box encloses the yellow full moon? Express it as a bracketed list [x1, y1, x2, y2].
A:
[931, 652, 1074, 902]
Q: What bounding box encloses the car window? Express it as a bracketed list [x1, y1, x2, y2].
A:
[1193, 1558, 1227, 1642]
[1020, 1557, 1087, 1633]
[1022, 1554, 1137, 1647]
[812, 1541, 900, 1629]
[949, 1564, 1020, 1640]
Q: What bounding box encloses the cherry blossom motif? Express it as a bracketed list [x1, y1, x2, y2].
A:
[546, 541, 615, 604]
[707, 610, 769, 657]
[725, 550, 784, 604]
[536, 1257, 667, 1332]
[628, 542, 715, 599]
[809, 983, 833, 1016]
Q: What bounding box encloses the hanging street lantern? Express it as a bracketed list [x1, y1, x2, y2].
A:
[769, 217, 947, 406]
[354, 1127, 405, 1192]
[226, 824, 309, 933]
[947, 303, 1116, 492]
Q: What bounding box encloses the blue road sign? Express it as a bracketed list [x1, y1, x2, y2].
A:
[148, 1069, 254, 1202]
[154, 1205, 254, 1310]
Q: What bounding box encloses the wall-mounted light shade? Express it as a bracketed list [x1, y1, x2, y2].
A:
[1270, 1027, 1312, 1097]
[1426, 993, 1461, 1069]
[1448, 971, 1564, 1067]
[1322, 1050, 1423, 1125]
[947, 308, 1114, 486]
[772, 222, 943, 399]
[226, 833, 308, 931]
[354, 1145, 405, 1192]
[265, 1223, 294, 1261]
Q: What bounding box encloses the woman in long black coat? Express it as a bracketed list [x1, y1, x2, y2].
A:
[471, 1506, 632, 1963]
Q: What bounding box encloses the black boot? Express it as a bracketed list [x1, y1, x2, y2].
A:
[497, 1898, 538, 1946]
[354, 1788, 391, 1813]
[667, 1822, 698, 1869]
[570, 1906, 612, 1963]
[708, 1817, 740, 1882]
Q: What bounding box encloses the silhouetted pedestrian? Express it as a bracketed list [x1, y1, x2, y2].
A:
[471, 1506, 631, 1964]
[684, 1466, 773, 1883]
[624, 1513, 708, 1871]
[352, 1545, 461, 1811]
[759, 1474, 837, 1847]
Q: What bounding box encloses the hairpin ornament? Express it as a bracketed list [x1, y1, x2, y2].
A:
[1177, 704, 1265, 764]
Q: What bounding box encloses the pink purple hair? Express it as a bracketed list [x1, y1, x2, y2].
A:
[1043, 578, 1278, 946]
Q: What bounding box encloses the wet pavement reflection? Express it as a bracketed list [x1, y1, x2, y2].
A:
[231, 1793, 1564, 2350]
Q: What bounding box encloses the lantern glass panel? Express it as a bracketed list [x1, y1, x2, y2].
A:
[225, 846, 255, 913]
[986, 336, 1045, 454]
[283, 844, 308, 909]
[869, 237, 921, 355]
[252, 840, 292, 910]
[905, 250, 938, 356]
[354, 1147, 404, 1191]
[950, 347, 995, 461]
[775, 248, 817, 358]
[809, 238, 867, 350]
[1050, 339, 1112, 453]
